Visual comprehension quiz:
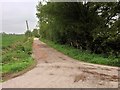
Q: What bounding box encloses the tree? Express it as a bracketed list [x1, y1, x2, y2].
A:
[25, 30, 32, 37]
[32, 29, 40, 37]
[36, 1, 120, 57]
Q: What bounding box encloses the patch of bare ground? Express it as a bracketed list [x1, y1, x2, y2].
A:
[82, 70, 118, 82]
[74, 73, 87, 82]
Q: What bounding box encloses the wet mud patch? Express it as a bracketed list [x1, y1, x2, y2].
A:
[83, 70, 119, 82]
[74, 73, 87, 82]
[58, 56, 66, 60]
[38, 44, 48, 48]
[49, 73, 54, 75]
[77, 66, 96, 70]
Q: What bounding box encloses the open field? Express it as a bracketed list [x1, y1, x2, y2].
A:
[1, 34, 35, 81]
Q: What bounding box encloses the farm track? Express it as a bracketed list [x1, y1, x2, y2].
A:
[2, 38, 119, 88]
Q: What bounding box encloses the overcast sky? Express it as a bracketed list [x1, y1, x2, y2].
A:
[0, 0, 40, 34]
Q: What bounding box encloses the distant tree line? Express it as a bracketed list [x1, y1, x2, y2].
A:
[25, 29, 40, 38]
[36, 2, 120, 57]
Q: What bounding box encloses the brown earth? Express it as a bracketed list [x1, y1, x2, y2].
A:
[2, 38, 119, 88]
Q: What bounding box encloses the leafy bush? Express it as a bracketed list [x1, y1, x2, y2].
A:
[37, 2, 120, 58]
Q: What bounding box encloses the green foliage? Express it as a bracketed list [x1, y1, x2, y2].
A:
[2, 57, 33, 74]
[32, 29, 40, 37]
[1, 34, 34, 76]
[2, 34, 25, 49]
[25, 30, 32, 37]
[36, 2, 120, 65]
[41, 38, 119, 67]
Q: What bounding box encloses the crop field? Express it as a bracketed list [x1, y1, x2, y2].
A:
[1, 34, 34, 81]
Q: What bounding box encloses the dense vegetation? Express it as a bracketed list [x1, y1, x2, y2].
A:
[42, 38, 119, 66]
[1, 34, 34, 80]
[25, 29, 40, 38]
[36, 2, 120, 66]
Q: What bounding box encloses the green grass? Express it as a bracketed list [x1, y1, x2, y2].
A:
[2, 57, 33, 74]
[41, 38, 119, 67]
[2, 34, 26, 49]
[1, 34, 35, 78]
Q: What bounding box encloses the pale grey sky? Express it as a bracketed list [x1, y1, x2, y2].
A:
[1, 0, 40, 34]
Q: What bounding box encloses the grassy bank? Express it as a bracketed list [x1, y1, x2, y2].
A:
[41, 38, 119, 67]
[1, 34, 35, 80]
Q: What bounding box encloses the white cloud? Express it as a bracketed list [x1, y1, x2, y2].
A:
[1, 1, 39, 34]
[0, 3, 2, 33]
[0, 0, 40, 2]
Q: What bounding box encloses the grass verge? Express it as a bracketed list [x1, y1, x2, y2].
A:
[1, 35, 36, 81]
[41, 38, 119, 67]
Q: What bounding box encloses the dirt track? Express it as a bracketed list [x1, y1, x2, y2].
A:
[2, 38, 119, 88]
